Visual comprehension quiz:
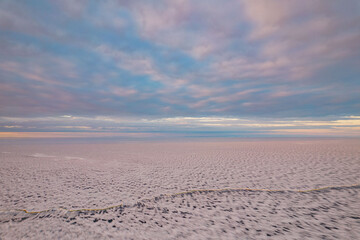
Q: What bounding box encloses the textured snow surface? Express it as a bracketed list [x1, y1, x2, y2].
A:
[0, 139, 359, 239]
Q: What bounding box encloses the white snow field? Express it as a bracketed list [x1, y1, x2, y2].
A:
[0, 138, 359, 239]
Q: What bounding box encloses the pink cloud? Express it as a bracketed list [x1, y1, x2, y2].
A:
[53, 0, 89, 17]
[111, 87, 137, 97]
[0, 58, 77, 86]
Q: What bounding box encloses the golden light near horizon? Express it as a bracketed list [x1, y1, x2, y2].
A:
[1, 116, 359, 138]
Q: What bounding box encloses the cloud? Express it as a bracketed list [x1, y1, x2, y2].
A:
[0, 1, 359, 136]
[95, 44, 167, 82]
[53, 0, 89, 17]
[111, 86, 138, 97]
[117, 0, 247, 59]
[243, 0, 360, 79]
[0, 132, 161, 138]
[0, 1, 45, 36]
[1, 115, 359, 137]
[0, 61, 66, 86]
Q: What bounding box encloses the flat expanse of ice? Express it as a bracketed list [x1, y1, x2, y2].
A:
[0, 138, 359, 239]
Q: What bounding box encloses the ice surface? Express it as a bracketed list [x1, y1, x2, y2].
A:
[0, 138, 359, 239]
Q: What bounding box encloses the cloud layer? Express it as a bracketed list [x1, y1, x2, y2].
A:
[0, 0, 359, 136]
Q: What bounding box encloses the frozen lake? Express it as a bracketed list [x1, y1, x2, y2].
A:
[0, 138, 359, 239]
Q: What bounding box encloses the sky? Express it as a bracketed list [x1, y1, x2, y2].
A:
[0, 0, 360, 138]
